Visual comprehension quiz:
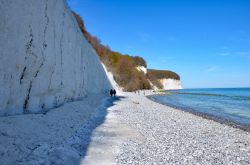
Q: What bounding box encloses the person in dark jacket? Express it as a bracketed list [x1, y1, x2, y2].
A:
[113, 89, 116, 96]
[110, 89, 113, 97]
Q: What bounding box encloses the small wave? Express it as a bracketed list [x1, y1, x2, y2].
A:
[169, 92, 224, 96]
[167, 92, 250, 100]
[231, 96, 250, 101]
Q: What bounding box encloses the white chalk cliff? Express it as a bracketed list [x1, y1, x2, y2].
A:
[159, 78, 182, 90]
[102, 63, 123, 92]
[0, 0, 111, 116]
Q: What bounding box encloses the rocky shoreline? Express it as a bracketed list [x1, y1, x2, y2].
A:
[148, 95, 250, 133]
[113, 92, 250, 164]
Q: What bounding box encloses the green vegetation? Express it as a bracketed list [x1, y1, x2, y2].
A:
[72, 11, 180, 91]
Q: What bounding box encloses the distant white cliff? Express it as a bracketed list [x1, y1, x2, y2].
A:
[0, 0, 111, 116]
[159, 78, 182, 90]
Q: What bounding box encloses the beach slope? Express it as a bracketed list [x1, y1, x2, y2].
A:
[83, 92, 250, 164]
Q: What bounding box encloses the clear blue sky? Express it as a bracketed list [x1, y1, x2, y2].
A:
[67, 0, 250, 88]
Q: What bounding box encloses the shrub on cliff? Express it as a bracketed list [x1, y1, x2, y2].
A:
[133, 56, 147, 67]
[147, 69, 180, 80]
[114, 57, 151, 91]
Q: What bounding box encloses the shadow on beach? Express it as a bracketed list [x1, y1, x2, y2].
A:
[0, 95, 125, 164]
[76, 95, 126, 163]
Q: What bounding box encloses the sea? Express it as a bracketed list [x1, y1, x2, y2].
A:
[149, 88, 250, 128]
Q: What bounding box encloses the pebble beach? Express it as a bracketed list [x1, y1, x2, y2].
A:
[1, 91, 249, 164]
[109, 92, 250, 164]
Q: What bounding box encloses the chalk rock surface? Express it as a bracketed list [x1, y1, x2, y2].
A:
[136, 66, 147, 74]
[0, 0, 111, 115]
[159, 78, 182, 90]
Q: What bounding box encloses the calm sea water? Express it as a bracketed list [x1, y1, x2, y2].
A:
[150, 88, 250, 126]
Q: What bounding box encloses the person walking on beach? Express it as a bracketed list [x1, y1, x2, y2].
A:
[113, 89, 116, 97]
[110, 89, 113, 97]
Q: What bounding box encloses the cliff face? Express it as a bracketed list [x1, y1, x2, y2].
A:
[159, 78, 182, 90]
[0, 0, 111, 116]
[147, 69, 181, 90]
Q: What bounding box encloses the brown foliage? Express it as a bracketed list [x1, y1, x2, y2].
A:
[147, 69, 180, 80]
[148, 76, 163, 89]
[133, 56, 147, 67]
